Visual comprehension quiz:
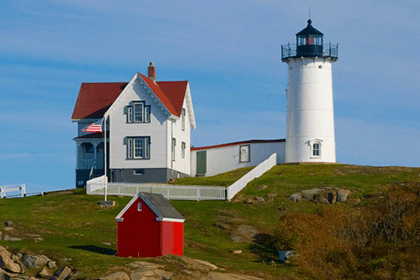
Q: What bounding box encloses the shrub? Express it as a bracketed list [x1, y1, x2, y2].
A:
[275, 182, 420, 279]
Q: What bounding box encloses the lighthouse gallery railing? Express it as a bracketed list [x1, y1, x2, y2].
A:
[281, 43, 338, 61]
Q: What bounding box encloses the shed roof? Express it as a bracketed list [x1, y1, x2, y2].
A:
[141, 192, 184, 220]
[115, 192, 184, 222]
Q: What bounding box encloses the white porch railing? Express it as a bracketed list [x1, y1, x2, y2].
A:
[227, 153, 277, 200]
[0, 184, 26, 198]
[86, 153, 277, 201]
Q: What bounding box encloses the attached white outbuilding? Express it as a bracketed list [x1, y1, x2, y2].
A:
[191, 139, 285, 177]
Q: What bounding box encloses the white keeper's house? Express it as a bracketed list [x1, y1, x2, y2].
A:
[72, 19, 339, 188]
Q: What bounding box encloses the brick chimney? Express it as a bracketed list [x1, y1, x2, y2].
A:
[148, 62, 156, 82]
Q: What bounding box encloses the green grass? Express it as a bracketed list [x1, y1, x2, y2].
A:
[1, 164, 419, 279]
[170, 166, 254, 186]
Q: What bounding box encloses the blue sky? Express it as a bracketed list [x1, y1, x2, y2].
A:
[0, 1, 419, 192]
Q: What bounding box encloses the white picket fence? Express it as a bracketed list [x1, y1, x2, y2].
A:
[87, 181, 226, 201]
[87, 153, 277, 201]
[0, 184, 26, 198]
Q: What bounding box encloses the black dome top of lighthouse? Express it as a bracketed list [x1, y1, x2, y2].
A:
[296, 19, 323, 36]
[281, 19, 338, 62]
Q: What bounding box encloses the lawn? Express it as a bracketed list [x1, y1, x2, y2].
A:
[1, 164, 419, 279]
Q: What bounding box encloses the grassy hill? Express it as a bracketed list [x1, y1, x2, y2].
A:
[1, 164, 419, 279]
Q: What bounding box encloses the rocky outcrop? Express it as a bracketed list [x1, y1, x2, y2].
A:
[22, 254, 51, 269]
[99, 271, 130, 280]
[289, 187, 352, 204]
[0, 246, 25, 274]
[50, 266, 72, 280]
[38, 267, 51, 278]
[230, 225, 259, 243]
[0, 244, 264, 280]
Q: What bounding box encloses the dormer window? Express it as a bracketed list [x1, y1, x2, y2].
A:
[126, 101, 151, 123]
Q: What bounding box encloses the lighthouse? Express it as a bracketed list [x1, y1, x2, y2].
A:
[282, 19, 338, 163]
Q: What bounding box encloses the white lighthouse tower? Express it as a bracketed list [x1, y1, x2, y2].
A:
[282, 19, 338, 163]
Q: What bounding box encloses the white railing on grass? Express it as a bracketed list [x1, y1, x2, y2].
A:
[87, 182, 226, 201]
[86, 153, 277, 201]
[0, 184, 26, 198]
[226, 153, 277, 200]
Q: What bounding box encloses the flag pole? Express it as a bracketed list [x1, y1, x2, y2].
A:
[103, 117, 108, 202]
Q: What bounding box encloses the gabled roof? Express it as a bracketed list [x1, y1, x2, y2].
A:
[72, 75, 189, 120]
[140, 74, 188, 117]
[72, 83, 127, 120]
[115, 192, 184, 222]
[191, 139, 285, 151]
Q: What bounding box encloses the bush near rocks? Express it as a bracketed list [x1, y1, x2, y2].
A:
[276, 183, 420, 280]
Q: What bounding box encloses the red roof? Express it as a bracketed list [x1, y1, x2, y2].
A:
[72, 83, 127, 120]
[191, 139, 285, 151]
[72, 74, 188, 120]
[140, 74, 188, 117]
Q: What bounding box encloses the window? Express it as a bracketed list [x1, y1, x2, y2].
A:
[134, 169, 144, 175]
[181, 142, 186, 158]
[181, 108, 186, 131]
[313, 143, 320, 157]
[126, 137, 150, 159]
[171, 138, 176, 161]
[134, 103, 143, 122]
[239, 145, 250, 163]
[126, 101, 151, 123]
[138, 202, 142, 211]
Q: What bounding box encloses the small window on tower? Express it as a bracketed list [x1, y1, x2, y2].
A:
[138, 202, 142, 211]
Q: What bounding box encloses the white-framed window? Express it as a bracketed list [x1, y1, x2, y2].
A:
[309, 139, 322, 158]
[126, 101, 151, 123]
[181, 142, 186, 158]
[313, 143, 320, 157]
[138, 202, 142, 211]
[134, 103, 143, 122]
[171, 138, 176, 161]
[126, 137, 150, 159]
[181, 108, 186, 131]
[239, 145, 250, 163]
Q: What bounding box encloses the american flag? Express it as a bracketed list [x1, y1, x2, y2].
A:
[82, 119, 103, 133]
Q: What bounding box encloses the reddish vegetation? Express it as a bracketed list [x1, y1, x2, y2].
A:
[275, 182, 420, 280]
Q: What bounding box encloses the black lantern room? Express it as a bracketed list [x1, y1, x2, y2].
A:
[281, 19, 338, 62]
[296, 19, 323, 57]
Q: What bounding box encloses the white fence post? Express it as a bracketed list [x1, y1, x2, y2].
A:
[21, 184, 26, 197]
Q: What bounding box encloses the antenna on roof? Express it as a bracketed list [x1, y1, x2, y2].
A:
[309, 5, 311, 19]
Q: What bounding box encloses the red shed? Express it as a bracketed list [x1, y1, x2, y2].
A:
[115, 192, 184, 257]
